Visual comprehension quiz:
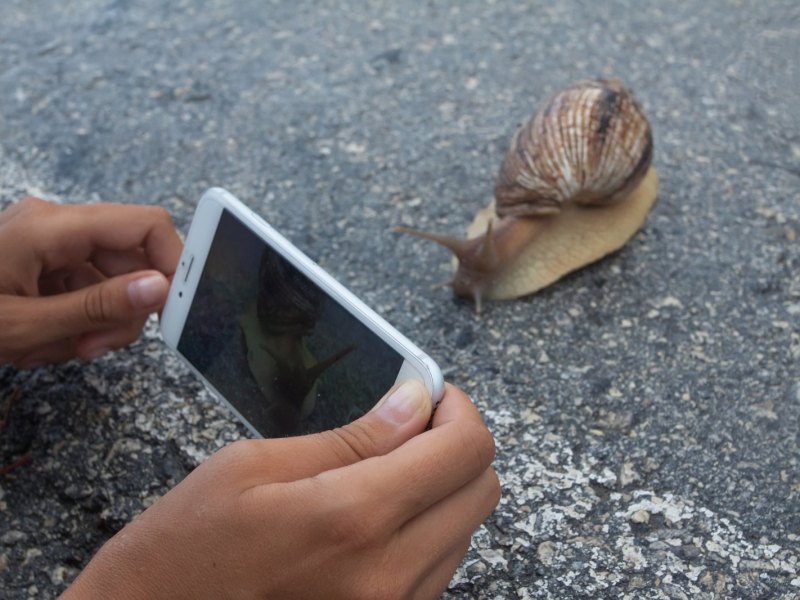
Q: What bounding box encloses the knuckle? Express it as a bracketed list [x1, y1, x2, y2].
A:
[83, 286, 110, 324]
[0, 306, 30, 360]
[485, 468, 502, 509]
[459, 420, 496, 471]
[2, 197, 49, 228]
[319, 421, 381, 464]
[146, 205, 174, 226]
[319, 496, 380, 551]
[18, 195, 48, 209]
[206, 440, 264, 482]
[215, 439, 259, 465]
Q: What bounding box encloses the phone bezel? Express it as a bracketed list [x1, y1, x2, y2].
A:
[160, 187, 444, 434]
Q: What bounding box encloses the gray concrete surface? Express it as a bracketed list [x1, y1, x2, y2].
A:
[1, 0, 799, 597]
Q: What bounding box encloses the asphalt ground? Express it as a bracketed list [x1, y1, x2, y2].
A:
[1, 1, 799, 597]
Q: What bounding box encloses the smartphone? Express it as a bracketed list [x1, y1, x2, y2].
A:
[160, 187, 444, 438]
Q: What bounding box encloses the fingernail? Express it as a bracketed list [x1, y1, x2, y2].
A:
[85, 346, 112, 361]
[128, 275, 166, 310]
[372, 380, 427, 425]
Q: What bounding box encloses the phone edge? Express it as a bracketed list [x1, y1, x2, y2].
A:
[161, 187, 444, 407]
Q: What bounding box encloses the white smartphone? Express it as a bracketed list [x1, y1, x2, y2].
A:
[160, 187, 444, 438]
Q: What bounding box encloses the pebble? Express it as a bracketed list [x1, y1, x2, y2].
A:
[630, 510, 651, 524]
[22, 548, 42, 566]
[1, 530, 26, 545]
[50, 565, 69, 585]
[620, 462, 641, 487]
[537, 541, 557, 566]
[466, 559, 488, 576]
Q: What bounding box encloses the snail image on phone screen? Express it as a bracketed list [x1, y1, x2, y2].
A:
[397, 78, 659, 312]
[240, 250, 355, 434]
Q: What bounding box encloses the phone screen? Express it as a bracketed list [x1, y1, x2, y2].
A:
[177, 209, 405, 437]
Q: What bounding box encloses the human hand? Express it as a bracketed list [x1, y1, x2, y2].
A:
[0, 197, 182, 368]
[61, 382, 500, 600]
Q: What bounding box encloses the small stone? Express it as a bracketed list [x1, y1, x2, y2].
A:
[478, 548, 508, 569]
[715, 573, 729, 594]
[466, 559, 488, 575]
[51, 565, 69, 585]
[650, 541, 672, 551]
[22, 548, 42, 566]
[680, 544, 701, 559]
[700, 571, 714, 589]
[658, 296, 684, 309]
[620, 462, 641, 487]
[1, 530, 27, 545]
[537, 541, 556, 566]
[627, 575, 646, 589]
[0, 553, 8, 573]
[64, 484, 91, 501]
[630, 510, 650, 524]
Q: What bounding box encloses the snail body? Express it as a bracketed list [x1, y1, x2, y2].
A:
[397, 78, 658, 311]
[240, 303, 354, 434]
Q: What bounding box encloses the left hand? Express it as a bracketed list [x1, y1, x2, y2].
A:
[0, 196, 183, 368]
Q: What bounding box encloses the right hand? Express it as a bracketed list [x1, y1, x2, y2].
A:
[61, 381, 500, 600]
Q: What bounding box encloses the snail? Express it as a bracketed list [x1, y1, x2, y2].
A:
[396, 78, 659, 312]
[240, 250, 355, 434]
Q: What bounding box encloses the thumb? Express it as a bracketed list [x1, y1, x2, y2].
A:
[21, 271, 169, 348]
[62, 270, 169, 328]
[307, 379, 433, 471]
[238, 380, 433, 485]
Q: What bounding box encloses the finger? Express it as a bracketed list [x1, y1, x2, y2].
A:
[37, 271, 70, 296]
[0, 271, 169, 351]
[90, 248, 151, 278]
[13, 315, 147, 367]
[402, 467, 500, 577]
[77, 316, 148, 360]
[397, 468, 499, 599]
[30, 203, 182, 277]
[216, 380, 433, 489]
[14, 338, 79, 369]
[413, 538, 473, 600]
[61, 263, 105, 292]
[308, 384, 496, 527]
[39, 264, 104, 296]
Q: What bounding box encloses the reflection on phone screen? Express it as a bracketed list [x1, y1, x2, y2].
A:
[178, 210, 404, 437]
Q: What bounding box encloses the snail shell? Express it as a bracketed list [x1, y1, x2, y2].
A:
[240, 250, 354, 434]
[396, 78, 658, 311]
[494, 78, 653, 217]
[257, 250, 323, 336]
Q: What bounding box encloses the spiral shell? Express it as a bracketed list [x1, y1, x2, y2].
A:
[494, 78, 653, 218]
[257, 250, 322, 336]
